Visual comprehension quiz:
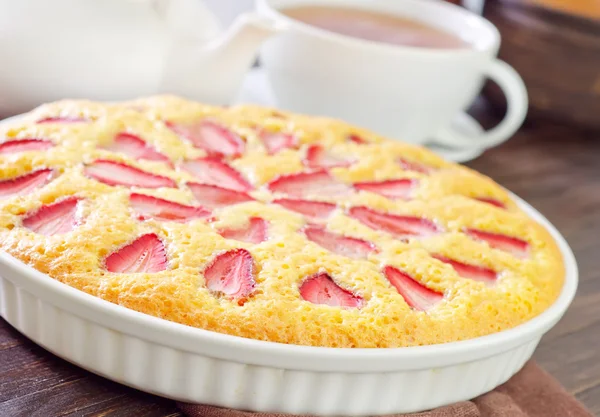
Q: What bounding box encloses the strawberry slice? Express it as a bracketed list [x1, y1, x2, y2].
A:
[218, 217, 268, 244]
[397, 157, 432, 174]
[267, 170, 350, 198]
[348, 206, 441, 240]
[0, 139, 54, 154]
[180, 157, 252, 192]
[259, 131, 298, 154]
[129, 193, 211, 223]
[85, 159, 176, 189]
[203, 248, 256, 299]
[303, 224, 377, 259]
[464, 228, 529, 258]
[22, 196, 82, 236]
[432, 254, 497, 284]
[105, 233, 168, 273]
[353, 179, 417, 200]
[273, 198, 336, 221]
[166, 120, 245, 157]
[105, 133, 170, 163]
[0, 169, 55, 199]
[188, 182, 253, 208]
[475, 197, 507, 209]
[347, 134, 368, 144]
[304, 144, 355, 169]
[36, 116, 88, 124]
[299, 272, 363, 308]
[382, 266, 443, 311]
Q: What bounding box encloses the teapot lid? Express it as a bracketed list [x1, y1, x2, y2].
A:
[152, 0, 223, 41]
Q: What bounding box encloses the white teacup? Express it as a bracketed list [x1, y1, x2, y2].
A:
[256, 0, 528, 150]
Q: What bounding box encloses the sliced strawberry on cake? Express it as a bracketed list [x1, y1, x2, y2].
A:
[36, 116, 89, 124]
[104, 133, 170, 163]
[272, 198, 337, 221]
[304, 144, 355, 169]
[129, 193, 211, 223]
[299, 272, 363, 308]
[0, 169, 55, 199]
[22, 196, 82, 236]
[464, 228, 529, 258]
[166, 120, 245, 158]
[105, 233, 168, 273]
[348, 206, 441, 240]
[353, 179, 417, 200]
[382, 266, 443, 311]
[218, 217, 268, 244]
[303, 224, 377, 259]
[432, 255, 497, 284]
[474, 197, 507, 209]
[203, 248, 256, 299]
[259, 131, 298, 154]
[187, 183, 254, 209]
[267, 170, 350, 198]
[397, 157, 432, 174]
[85, 159, 176, 189]
[347, 133, 368, 144]
[0, 139, 54, 154]
[180, 157, 252, 192]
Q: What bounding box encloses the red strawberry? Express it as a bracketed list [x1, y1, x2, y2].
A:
[299, 272, 363, 308]
[397, 158, 432, 174]
[105, 133, 170, 163]
[303, 224, 377, 259]
[85, 159, 176, 189]
[166, 120, 245, 157]
[347, 134, 368, 144]
[273, 198, 336, 221]
[382, 266, 442, 311]
[304, 144, 355, 169]
[36, 116, 88, 124]
[203, 248, 256, 299]
[354, 179, 417, 200]
[105, 233, 168, 274]
[260, 131, 298, 154]
[187, 182, 253, 208]
[267, 170, 350, 198]
[432, 255, 497, 284]
[0, 169, 55, 199]
[180, 157, 252, 192]
[0, 139, 54, 154]
[22, 196, 82, 236]
[348, 206, 441, 240]
[464, 228, 529, 258]
[475, 197, 507, 209]
[129, 193, 211, 223]
[218, 217, 268, 244]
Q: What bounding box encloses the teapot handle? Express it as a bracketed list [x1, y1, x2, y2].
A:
[460, 0, 485, 14]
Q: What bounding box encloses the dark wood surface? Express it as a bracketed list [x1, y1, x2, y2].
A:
[483, 0, 600, 130]
[1, 104, 599, 416]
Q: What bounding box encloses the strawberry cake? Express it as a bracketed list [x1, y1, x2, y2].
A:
[0, 96, 564, 348]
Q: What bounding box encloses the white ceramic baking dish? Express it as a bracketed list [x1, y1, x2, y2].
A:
[0, 194, 578, 416]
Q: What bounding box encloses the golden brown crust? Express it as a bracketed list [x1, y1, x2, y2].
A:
[0, 96, 564, 348]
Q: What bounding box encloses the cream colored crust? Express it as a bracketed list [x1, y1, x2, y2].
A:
[0, 96, 564, 348]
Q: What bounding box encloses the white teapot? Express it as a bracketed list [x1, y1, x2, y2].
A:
[0, 0, 283, 114]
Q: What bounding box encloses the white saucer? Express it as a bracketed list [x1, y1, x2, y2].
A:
[235, 68, 486, 163]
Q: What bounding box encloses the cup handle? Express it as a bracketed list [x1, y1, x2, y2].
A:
[432, 59, 528, 150]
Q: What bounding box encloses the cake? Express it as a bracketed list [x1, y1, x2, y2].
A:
[0, 96, 564, 348]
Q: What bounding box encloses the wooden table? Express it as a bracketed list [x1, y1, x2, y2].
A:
[1, 105, 599, 416]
